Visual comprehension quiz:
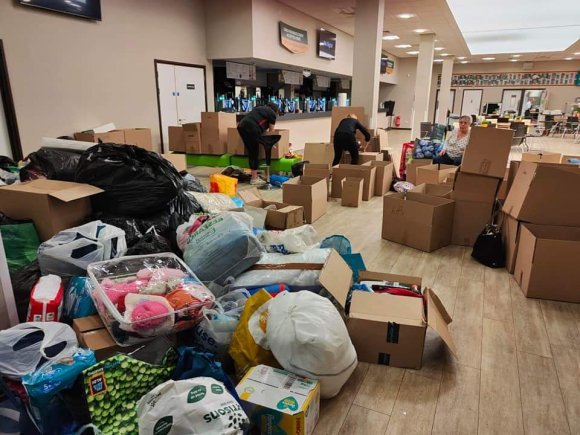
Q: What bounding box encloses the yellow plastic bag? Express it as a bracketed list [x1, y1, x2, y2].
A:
[229, 289, 279, 377]
[210, 173, 238, 197]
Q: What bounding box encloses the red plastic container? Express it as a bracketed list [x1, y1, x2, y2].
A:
[26, 275, 64, 322]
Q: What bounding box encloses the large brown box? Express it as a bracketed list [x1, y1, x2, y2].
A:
[370, 161, 394, 196]
[331, 164, 376, 201]
[405, 159, 431, 185]
[382, 192, 455, 252]
[238, 188, 304, 230]
[318, 253, 457, 369]
[514, 223, 580, 303]
[227, 127, 245, 155]
[161, 153, 187, 172]
[74, 130, 125, 144]
[282, 176, 328, 224]
[169, 126, 185, 152]
[303, 164, 331, 194]
[341, 177, 363, 207]
[410, 183, 452, 198]
[0, 180, 103, 241]
[183, 123, 202, 154]
[503, 161, 580, 226]
[416, 164, 458, 186]
[340, 151, 382, 165]
[201, 112, 237, 155]
[461, 127, 514, 179]
[122, 128, 153, 150]
[303, 142, 333, 166]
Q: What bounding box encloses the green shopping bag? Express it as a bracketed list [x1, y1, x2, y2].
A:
[0, 213, 40, 272]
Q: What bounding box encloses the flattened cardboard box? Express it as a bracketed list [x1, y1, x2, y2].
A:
[303, 142, 333, 166]
[282, 176, 327, 224]
[409, 183, 452, 199]
[238, 187, 304, 230]
[461, 127, 513, 179]
[521, 151, 562, 164]
[514, 223, 580, 303]
[331, 164, 376, 201]
[370, 161, 394, 196]
[503, 161, 580, 226]
[341, 177, 363, 207]
[382, 192, 455, 252]
[318, 252, 457, 369]
[0, 179, 103, 241]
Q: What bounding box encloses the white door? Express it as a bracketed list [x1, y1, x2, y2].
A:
[501, 90, 523, 115]
[157, 63, 179, 150]
[174, 65, 206, 125]
[461, 89, 482, 116]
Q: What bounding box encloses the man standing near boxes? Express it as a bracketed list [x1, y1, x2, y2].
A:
[238, 102, 280, 185]
[333, 114, 371, 166]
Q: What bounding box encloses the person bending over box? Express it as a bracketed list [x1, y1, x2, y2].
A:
[432, 115, 471, 166]
[333, 114, 371, 166]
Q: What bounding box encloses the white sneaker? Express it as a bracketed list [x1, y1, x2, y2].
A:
[250, 178, 267, 186]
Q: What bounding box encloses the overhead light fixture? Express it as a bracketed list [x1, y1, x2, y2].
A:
[413, 29, 428, 33]
[511, 54, 522, 58]
[460, 60, 469, 64]
[406, 50, 420, 55]
[564, 57, 573, 60]
[457, 56, 466, 60]
[434, 47, 444, 51]
[433, 59, 444, 62]
[382, 34, 400, 40]
[510, 59, 519, 62]
[482, 57, 496, 61]
[320, 27, 325, 31]
[575, 52, 580, 55]
[440, 53, 451, 57]
[395, 44, 412, 48]
[397, 13, 415, 19]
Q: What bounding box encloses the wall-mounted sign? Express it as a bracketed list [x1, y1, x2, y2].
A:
[226, 61, 256, 80]
[380, 57, 395, 75]
[437, 71, 577, 87]
[317, 29, 336, 59]
[279, 21, 308, 54]
[280, 70, 303, 85]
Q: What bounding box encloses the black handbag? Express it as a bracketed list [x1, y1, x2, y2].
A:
[471, 200, 506, 268]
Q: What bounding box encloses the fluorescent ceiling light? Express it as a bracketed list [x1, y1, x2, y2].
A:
[433, 59, 444, 62]
[456, 56, 466, 60]
[413, 29, 428, 33]
[397, 13, 415, 19]
[482, 57, 496, 60]
[460, 60, 469, 64]
[382, 35, 400, 40]
[511, 54, 522, 58]
[575, 52, 580, 55]
[510, 59, 519, 62]
[446, 0, 580, 54]
[434, 47, 444, 51]
[406, 51, 420, 55]
[440, 53, 451, 57]
[395, 44, 412, 48]
[565, 57, 573, 60]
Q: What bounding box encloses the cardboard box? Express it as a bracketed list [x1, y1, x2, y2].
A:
[331, 164, 376, 201]
[183, 123, 202, 154]
[0, 180, 103, 241]
[497, 168, 509, 201]
[521, 151, 562, 164]
[514, 223, 580, 303]
[410, 183, 452, 198]
[452, 172, 500, 203]
[370, 161, 394, 196]
[461, 127, 514, 179]
[339, 151, 382, 165]
[169, 126, 185, 152]
[405, 159, 432, 184]
[238, 187, 304, 230]
[501, 213, 521, 273]
[382, 192, 455, 252]
[303, 142, 333, 166]
[236, 365, 320, 435]
[341, 177, 363, 207]
[318, 253, 457, 369]
[282, 176, 328, 224]
[416, 164, 458, 186]
[122, 128, 153, 150]
[505, 160, 520, 197]
[260, 129, 290, 160]
[74, 130, 125, 144]
[201, 112, 237, 155]
[303, 164, 331, 195]
[73, 315, 139, 361]
[227, 127, 245, 155]
[161, 153, 187, 172]
[503, 161, 580, 226]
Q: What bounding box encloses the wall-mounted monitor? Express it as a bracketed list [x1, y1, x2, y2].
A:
[18, 0, 102, 21]
[318, 29, 336, 60]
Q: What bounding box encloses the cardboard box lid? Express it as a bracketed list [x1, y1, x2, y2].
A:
[1, 179, 103, 202]
[238, 187, 263, 204]
[410, 183, 452, 197]
[461, 127, 514, 178]
[318, 251, 354, 309]
[521, 151, 562, 163]
[370, 161, 393, 168]
[424, 288, 457, 356]
[73, 315, 105, 333]
[349, 291, 425, 327]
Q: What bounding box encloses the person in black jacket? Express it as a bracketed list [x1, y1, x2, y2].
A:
[333, 114, 371, 166]
[237, 102, 279, 185]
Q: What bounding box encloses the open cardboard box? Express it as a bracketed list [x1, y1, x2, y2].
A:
[331, 164, 376, 201]
[409, 183, 452, 198]
[238, 187, 304, 230]
[405, 159, 432, 185]
[369, 161, 394, 196]
[341, 177, 363, 207]
[282, 176, 328, 224]
[416, 164, 458, 186]
[318, 252, 457, 369]
[303, 142, 333, 166]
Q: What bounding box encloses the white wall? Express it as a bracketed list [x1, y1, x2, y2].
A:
[0, 90, 11, 158]
[379, 57, 418, 128]
[205, 0, 254, 60]
[0, 0, 213, 155]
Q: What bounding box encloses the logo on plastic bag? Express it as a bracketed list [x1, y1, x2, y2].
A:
[153, 416, 173, 435]
[187, 385, 207, 403]
[88, 369, 108, 396]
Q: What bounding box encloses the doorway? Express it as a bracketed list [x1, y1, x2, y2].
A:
[461, 89, 483, 116]
[501, 89, 524, 116]
[155, 60, 207, 152]
[520, 89, 544, 117]
[433, 89, 456, 123]
[0, 40, 23, 161]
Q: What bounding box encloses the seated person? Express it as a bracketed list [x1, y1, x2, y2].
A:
[333, 114, 371, 166]
[433, 115, 471, 165]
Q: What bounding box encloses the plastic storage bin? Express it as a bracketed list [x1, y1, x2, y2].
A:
[88, 253, 215, 346]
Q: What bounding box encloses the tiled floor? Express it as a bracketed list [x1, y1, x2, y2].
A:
[191, 131, 580, 435]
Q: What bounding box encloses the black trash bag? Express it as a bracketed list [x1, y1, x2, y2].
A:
[9, 260, 41, 322]
[92, 213, 144, 247]
[0, 156, 16, 169]
[125, 229, 173, 256]
[75, 144, 183, 217]
[221, 166, 251, 183]
[181, 172, 207, 193]
[21, 148, 82, 181]
[291, 161, 307, 177]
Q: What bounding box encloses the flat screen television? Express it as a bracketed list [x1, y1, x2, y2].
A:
[18, 0, 102, 21]
[317, 29, 336, 60]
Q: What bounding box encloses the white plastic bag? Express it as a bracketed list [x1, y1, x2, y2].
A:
[191, 192, 238, 214]
[266, 291, 357, 399]
[0, 322, 78, 379]
[38, 220, 127, 276]
[258, 225, 320, 254]
[137, 377, 248, 435]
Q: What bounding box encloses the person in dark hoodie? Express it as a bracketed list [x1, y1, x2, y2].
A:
[332, 114, 371, 166]
[237, 102, 279, 185]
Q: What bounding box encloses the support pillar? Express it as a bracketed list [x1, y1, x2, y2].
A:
[437, 56, 454, 125]
[411, 33, 435, 138]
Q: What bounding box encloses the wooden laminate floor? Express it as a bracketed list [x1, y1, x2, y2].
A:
[191, 132, 580, 435]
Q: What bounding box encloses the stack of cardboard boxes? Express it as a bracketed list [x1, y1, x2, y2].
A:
[502, 161, 580, 303]
[75, 127, 153, 150]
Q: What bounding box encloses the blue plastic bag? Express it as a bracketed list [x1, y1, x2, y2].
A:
[63, 277, 97, 320]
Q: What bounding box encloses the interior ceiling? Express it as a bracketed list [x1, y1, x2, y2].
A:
[278, 0, 580, 64]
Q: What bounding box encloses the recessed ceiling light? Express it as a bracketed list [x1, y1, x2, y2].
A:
[413, 29, 428, 33]
[395, 44, 412, 48]
[382, 35, 400, 40]
[511, 54, 522, 58]
[510, 59, 519, 62]
[460, 60, 469, 64]
[482, 57, 496, 61]
[440, 53, 451, 57]
[320, 27, 325, 31]
[565, 57, 573, 60]
[433, 59, 444, 62]
[575, 52, 580, 55]
[434, 47, 444, 51]
[397, 13, 415, 19]
[457, 56, 466, 60]
[406, 51, 420, 55]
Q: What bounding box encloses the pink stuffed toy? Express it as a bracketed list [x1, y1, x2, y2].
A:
[101, 277, 149, 312]
[123, 293, 174, 335]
